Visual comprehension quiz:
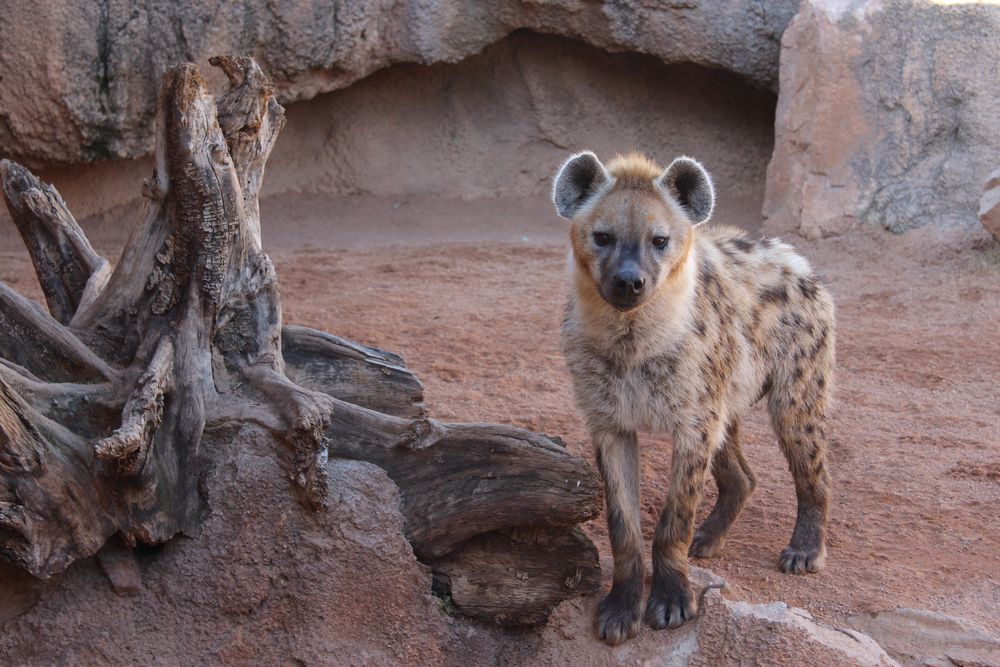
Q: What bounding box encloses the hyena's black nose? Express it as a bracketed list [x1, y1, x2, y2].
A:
[613, 270, 646, 295]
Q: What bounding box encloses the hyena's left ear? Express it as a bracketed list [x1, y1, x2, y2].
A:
[552, 151, 611, 219]
[659, 157, 715, 224]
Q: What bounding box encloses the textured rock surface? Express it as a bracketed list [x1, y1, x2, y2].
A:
[0, 0, 799, 167]
[526, 574, 896, 666]
[693, 593, 898, 667]
[848, 608, 1000, 667]
[0, 425, 495, 665]
[979, 169, 1000, 243]
[764, 0, 1000, 238]
[0, 423, 900, 667]
[263, 34, 777, 209]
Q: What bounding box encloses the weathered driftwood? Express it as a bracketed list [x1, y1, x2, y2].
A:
[0, 56, 601, 625]
[0, 162, 109, 325]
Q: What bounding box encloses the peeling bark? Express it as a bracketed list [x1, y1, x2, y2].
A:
[94, 336, 174, 475]
[0, 57, 601, 625]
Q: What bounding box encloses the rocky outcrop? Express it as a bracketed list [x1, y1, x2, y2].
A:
[263, 33, 778, 213]
[0, 0, 799, 167]
[764, 0, 1000, 238]
[693, 594, 897, 667]
[5, 0, 998, 240]
[979, 169, 1000, 243]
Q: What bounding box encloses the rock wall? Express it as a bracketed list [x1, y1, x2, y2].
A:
[10, 33, 778, 234]
[265, 34, 777, 206]
[4, 0, 997, 241]
[0, 0, 799, 167]
[764, 0, 1000, 237]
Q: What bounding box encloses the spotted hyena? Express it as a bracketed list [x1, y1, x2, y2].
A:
[553, 152, 834, 645]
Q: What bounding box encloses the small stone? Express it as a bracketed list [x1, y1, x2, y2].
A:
[978, 168, 1000, 243]
[97, 537, 143, 597]
[690, 564, 727, 593]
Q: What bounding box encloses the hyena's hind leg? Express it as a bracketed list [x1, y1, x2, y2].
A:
[689, 420, 757, 558]
[769, 324, 834, 574]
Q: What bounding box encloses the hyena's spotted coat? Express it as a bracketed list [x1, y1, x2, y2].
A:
[553, 152, 834, 645]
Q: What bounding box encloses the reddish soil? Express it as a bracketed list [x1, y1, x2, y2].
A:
[2, 196, 998, 645]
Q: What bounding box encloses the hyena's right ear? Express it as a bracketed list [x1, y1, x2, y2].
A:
[659, 157, 715, 225]
[552, 151, 611, 219]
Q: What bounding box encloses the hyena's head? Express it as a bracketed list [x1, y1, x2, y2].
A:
[552, 151, 714, 312]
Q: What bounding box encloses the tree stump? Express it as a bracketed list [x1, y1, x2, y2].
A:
[0, 57, 601, 625]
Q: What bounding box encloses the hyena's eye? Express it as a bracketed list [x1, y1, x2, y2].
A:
[652, 235, 670, 249]
[593, 232, 613, 247]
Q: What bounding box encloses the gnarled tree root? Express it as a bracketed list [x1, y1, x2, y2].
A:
[0, 56, 600, 625]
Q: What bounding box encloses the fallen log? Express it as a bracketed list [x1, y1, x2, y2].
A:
[431, 527, 601, 626]
[0, 56, 601, 625]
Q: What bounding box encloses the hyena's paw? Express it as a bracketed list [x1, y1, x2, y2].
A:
[688, 526, 727, 558]
[777, 544, 826, 574]
[596, 591, 642, 646]
[644, 577, 697, 630]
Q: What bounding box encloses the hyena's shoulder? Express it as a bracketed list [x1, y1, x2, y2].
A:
[689, 225, 834, 366]
[699, 225, 828, 302]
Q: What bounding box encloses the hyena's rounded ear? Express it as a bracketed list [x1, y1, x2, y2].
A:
[659, 157, 715, 224]
[552, 151, 611, 219]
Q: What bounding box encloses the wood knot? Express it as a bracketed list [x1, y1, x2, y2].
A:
[141, 175, 166, 201]
[210, 143, 228, 165]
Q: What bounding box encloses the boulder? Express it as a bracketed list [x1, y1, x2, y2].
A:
[764, 0, 1000, 238]
[848, 608, 1000, 667]
[0, 425, 496, 665]
[692, 592, 898, 667]
[979, 169, 1000, 243]
[0, 0, 800, 166]
[525, 567, 897, 666]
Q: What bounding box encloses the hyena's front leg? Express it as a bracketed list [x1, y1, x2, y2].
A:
[646, 426, 715, 630]
[593, 426, 644, 645]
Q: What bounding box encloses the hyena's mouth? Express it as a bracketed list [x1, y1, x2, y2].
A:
[604, 293, 644, 312]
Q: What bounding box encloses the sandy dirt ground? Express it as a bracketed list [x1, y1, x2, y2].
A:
[2, 194, 998, 646]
